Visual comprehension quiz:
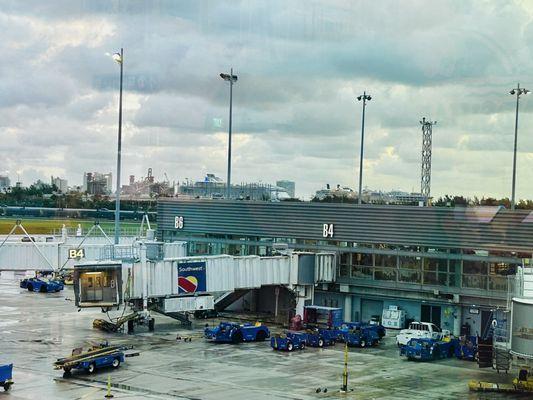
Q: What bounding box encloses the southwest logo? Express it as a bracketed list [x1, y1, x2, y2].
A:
[178, 276, 198, 293]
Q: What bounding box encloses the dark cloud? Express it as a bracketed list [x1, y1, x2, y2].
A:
[2, 1, 533, 199]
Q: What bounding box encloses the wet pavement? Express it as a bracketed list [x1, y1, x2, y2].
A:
[0, 279, 527, 399]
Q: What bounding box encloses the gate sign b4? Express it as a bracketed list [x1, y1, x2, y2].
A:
[322, 223, 334, 238]
[68, 248, 85, 259]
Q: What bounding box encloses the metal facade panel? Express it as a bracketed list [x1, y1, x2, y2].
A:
[163, 242, 187, 258]
[162, 296, 214, 313]
[0, 242, 59, 270]
[207, 256, 234, 292]
[158, 200, 533, 252]
[234, 256, 261, 289]
[315, 253, 335, 283]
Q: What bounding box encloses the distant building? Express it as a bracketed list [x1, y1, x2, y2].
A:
[314, 184, 356, 201]
[365, 190, 427, 205]
[83, 172, 113, 195]
[51, 176, 68, 193]
[121, 168, 173, 199]
[314, 185, 427, 205]
[177, 173, 289, 201]
[0, 175, 10, 191]
[276, 180, 296, 198]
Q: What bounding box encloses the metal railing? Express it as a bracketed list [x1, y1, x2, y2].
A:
[52, 226, 143, 237]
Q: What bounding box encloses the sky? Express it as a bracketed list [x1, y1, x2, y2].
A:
[2, 0, 533, 200]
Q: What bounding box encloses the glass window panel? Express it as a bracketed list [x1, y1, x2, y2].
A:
[462, 275, 487, 289]
[375, 253, 397, 268]
[351, 266, 372, 279]
[375, 268, 397, 281]
[352, 252, 373, 266]
[399, 269, 421, 283]
[489, 276, 508, 291]
[463, 260, 487, 274]
[339, 264, 350, 277]
[399, 256, 421, 269]
[423, 271, 438, 285]
[423, 258, 447, 272]
[340, 253, 349, 265]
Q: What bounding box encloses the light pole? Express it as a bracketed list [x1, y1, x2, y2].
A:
[509, 83, 529, 210]
[220, 68, 238, 199]
[356, 92, 371, 205]
[113, 49, 123, 244]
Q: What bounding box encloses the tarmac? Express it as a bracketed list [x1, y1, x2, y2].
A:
[0, 279, 527, 400]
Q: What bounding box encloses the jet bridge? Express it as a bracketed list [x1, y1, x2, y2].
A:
[73, 245, 336, 325]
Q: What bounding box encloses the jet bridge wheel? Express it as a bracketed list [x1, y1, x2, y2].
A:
[232, 332, 243, 344]
[256, 330, 267, 341]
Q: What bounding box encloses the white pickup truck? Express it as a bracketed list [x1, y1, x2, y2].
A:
[396, 321, 450, 346]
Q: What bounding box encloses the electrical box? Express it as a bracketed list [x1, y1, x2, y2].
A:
[73, 262, 122, 308]
[382, 305, 406, 329]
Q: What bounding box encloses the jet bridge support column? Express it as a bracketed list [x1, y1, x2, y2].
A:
[140, 243, 148, 313]
[344, 295, 353, 322]
[295, 285, 313, 317]
[453, 306, 462, 337]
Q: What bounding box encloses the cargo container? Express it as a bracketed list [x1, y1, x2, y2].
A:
[303, 306, 343, 328]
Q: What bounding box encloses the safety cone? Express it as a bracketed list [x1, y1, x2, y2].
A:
[105, 374, 114, 398]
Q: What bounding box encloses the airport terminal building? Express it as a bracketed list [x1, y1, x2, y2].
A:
[157, 199, 533, 336]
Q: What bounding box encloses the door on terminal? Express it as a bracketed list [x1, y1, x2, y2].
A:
[421, 305, 441, 327]
[361, 299, 384, 323]
[480, 310, 493, 339]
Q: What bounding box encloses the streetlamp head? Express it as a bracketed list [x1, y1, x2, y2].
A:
[220, 73, 238, 82]
[523, 89, 530, 95]
[112, 52, 122, 64]
[357, 95, 362, 101]
[510, 89, 516, 95]
[366, 95, 372, 101]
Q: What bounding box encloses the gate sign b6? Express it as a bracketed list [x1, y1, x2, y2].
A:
[175, 216, 184, 229]
[322, 223, 334, 238]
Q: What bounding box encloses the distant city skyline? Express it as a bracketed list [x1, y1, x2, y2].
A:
[3, 2, 533, 200]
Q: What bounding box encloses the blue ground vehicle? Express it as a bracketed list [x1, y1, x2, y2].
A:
[368, 322, 386, 339]
[54, 343, 127, 376]
[400, 338, 457, 361]
[454, 336, 477, 361]
[0, 364, 13, 391]
[337, 322, 385, 342]
[271, 332, 307, 351]
[20, 277, 64, 293]
[305, 328, 337, 348]
[204, 322, 270, 344]
[339, 326, 380, 347]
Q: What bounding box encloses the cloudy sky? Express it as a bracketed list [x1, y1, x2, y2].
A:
[3, 0, 533, 199]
